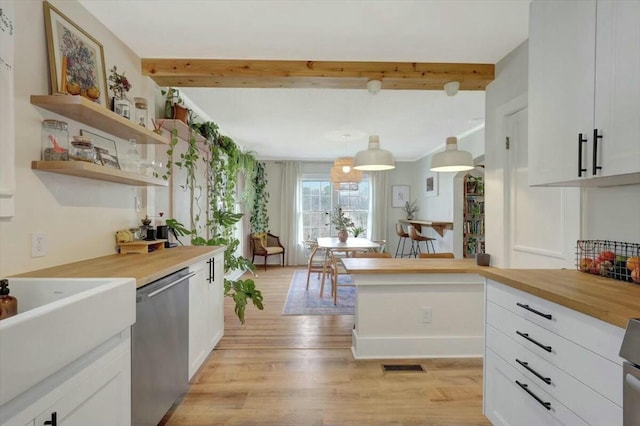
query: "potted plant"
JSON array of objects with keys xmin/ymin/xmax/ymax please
[
  {"xmin": 108, "ymin": 66, "xmax": 132, "ymax": 119},
  {"xmin": 331, "ymin": 206, "xmax": 354, "ymax": 243},
  {"xmin": 403, "ymin": 200, "xmax": 419, "ymax": 220},
  {"xmin": 161, "ymin": 87, "xmax": 189, "ymax": 124},
  {"xmin": 351, "ymin": 225, "xmax": 365, "ymax": 238}
]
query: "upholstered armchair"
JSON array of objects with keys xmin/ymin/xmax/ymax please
[{"xmin": 250, "ymin": 232, "xmax": 285, "ymax": 271}]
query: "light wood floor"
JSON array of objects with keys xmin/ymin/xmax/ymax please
[{"xmin": 162, "ymin": 267, "xmax": 490, "ymax": 426}]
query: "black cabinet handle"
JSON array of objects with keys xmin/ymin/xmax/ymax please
[
  {"xmin": 516, "ymin": 303, "xmax": 552, "ymax": 320},
  {"xmin": 44, "ymin": 412, "xmax": 57, "ymax": 426},
  {"xmin": 207, "ymin": 258, "xmax": 213, "ymax": 283},
  {"xmin": 516, "ymin": 331, "xmax": 552, "ymax": 353},
  {"xmin": 592, "ymin": 128, "xmax": 603, "ymax": 175},
  {"xmin": 516, "ymin": 380, "xmax": 551, "ymax": 410},
  {"xmin": 578, "ymin": 133, "xmax": 587, "ymax": 177},
  {"xmin": 516, "ymin": 359, "xmax": 552, "ymax": 385},
  {"xmin": 210, "ymin": 259, "xmax": 215, "ymax": 284}
]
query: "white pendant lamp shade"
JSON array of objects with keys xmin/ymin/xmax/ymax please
[
  {"xmin": 430, "ymin": 137, "xmax": 474, "ymax": 172},
  {"xmin": 331, "ymin": 157, "xmax": 363, "ymax": 184},
  {"xmin": 353, "ymin": 135, "xmax": 395, "ymax": 171}
]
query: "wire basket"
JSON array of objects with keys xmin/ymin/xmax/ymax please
[{"xmin": 576, "ymin": 240, "xmax": 640, "ymax": 284}]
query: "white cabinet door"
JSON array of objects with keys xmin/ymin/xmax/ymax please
[
  {"xmin": 188, "ymin": 260, "xmax": 208, "ymax": 380},
  {"xmin": 528, "ymin": 0, "xmax": 596, "ymax": 186},
  {"xmin": 205, "ymin": 256, "xmax": 225, "ymax": 353},
  {"xmin": 594, "ymin": 0, "xmax": 640, "ymax": 178},
  {"xmin": 528, "ymin": 0, "xmax": 640, "ymax": 186},
  {"xmin": 4, "ymin": 332, "xmax": 131, "ymax": 426},
  {"xmin": 188, "ymin": 254, "xmax": 225, "ymax": 380}
]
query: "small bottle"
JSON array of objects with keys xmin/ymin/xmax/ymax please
[{"xmin": 0, "ymin": 279, "xmax": 18, "ymax": 320}]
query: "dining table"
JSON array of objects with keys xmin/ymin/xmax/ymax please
[{"xmin": 316, "ymin": 237, "xmax": 380, "ymax": 255}]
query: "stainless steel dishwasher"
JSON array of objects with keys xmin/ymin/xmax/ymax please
[{"xmin": 132, "ymin": 267, "xmax": 193, "ymax": 426}]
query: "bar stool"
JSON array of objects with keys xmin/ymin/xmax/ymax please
[
  {"xmin": 408, "ymin": 225, "xmax": 436, "ymax": 257},
  {"xmin": 394, "ymin": 223, "xmax": 411, "ymax": 258}
]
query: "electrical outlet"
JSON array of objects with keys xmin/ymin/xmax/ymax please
[
  {"xmin": 421, "ymin": 306, "xmax": 432, "ymax": 323},
  {"xmin": 31, "ymin": 233, "xmax": 47, "ymax": 257}
]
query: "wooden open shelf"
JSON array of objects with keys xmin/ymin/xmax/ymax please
[
  {"xmin": 32, "ymin": 161, "xmax": 168, "ymax": 187},
  {"xmin": 159, "ymin": 119, "xmax": 211, "ymax": 153},
  {"xmin": 31, "ymin": 95, "xmax": 169, "ymax": 145},
  {"xmin": 118, "ymin": 239, "xmax": 167, "ymax": 254}
]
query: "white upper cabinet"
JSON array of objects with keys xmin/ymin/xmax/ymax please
[{"xmin": 528, "ymin": 0, "xmax": 640, "ymax": 187}]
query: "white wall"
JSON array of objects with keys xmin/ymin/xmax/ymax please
[
  {"xmin": 485, "ymin": 41, "xmax": 530, "ymax": 267},
  {"xmin": 583, "ymin": 185, "xmax": 640, "ymax": 243},
  {"xmin": 0, "ymin": 0, "xmax": 163, "ymax": 276}
]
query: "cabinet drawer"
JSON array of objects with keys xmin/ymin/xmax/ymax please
[
  {"xmin": 486, "ymin": 279, "xmax": 624, "ymax": 364},
  {"xmin": 487, "ymin": 300, "xmax": 622, "ymax": 406},
  {"xmin": 484, "ymin": 348, "xmax": 588, "ymax": 426},
  {"xmin": 487, "ymin": 325, "xmax": 622, "ymax": 425}
]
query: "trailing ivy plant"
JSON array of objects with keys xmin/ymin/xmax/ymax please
[
  {"xmin": 162, "ymin": 110, "xmax": 264, "ymax": 324},
  {"xmin": 250, "ymin": 162, "xmax": 270, "ymax": 233}
]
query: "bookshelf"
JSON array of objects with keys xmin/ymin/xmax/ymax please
[{"xmin": 463, "ymin": 174, "xmax": 485, "ymax": 258}]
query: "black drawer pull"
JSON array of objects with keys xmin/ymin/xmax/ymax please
[
  {"xmin": 516, "ymin": 331, "xmax": 552, "ymax": 353},
  {"xmin": 578, "ymin": 133, "xmax": 587, "ymax": 177},
  {"xmin": 516, "ymin": 303, "xmax": 552, "ymax": 320},
  {"xmin": 516, "ymin": 359, "xmax": 552, "ymax": 385},
  {"xmin": 592, "ymin": 128, "xmax": 602, "ymax": 175},
  {"xmin": 44, "ymin": 412, "xmax": 57, "ymax": 426},
  {"xmin": 516, "ymin": 380, "xmax": 551, "ymax": 410}
]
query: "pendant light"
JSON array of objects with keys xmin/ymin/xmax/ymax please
[
  {"xmin": 354, "ymin": 135, "xmax": 395, "ymax": 171},
  {"xmin": 331, "ymin": 157, "xmax": 363, "ymax": 184},
  {"xmin": 430, "ymin": 81, "xmax": 474, "ymax": 172},
  {"xmin": 353, "ymin": 80, "xmax": 396, "ymax": 171}
]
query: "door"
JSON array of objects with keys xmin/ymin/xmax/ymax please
[{"xmin": 505, "ymin": 107, "xmax": 580, "ymax": 268}]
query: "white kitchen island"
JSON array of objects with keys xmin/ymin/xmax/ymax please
[{"xmin": 341, "ymin": 258, "xmax": 488, "ymax": 359}]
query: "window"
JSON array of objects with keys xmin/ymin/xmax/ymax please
[{"xmin": 302, "ymin": 175, "xmax": 370, "ymax": 240}]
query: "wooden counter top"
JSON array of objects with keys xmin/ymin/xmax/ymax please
[
  {"xmin": 399, "ymin": 219, "xmax": 453, "ymax": 237},
  {"xmin": 341, "ymin": 258, "xmax": 487, "ymax": 274},
  {"xmin": 481, "ymin": 269, "xmax": 640, "ymax": 329},
  {"xmin": 11, "ymin": 246, "xmax": 224, "ymax": 289}
]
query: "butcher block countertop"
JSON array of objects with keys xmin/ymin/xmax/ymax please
[
  {"xmin": 341, "ymin": 258, "xmax": 487, "ymax": 274},
  {"xmin": 482, "ymin": 268, "xmax": 640, "ymax": 329},
  {"xmin": 11, "ymin": 246, "xmax": 224, "ymax": 289},
  {"xmin": 340, "ymin": 258, "xmax": 640, "ymax": 328}
]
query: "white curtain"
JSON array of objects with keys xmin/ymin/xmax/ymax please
[
  {"xmin": 279, "ymin": 161, "xmax": 302, "ymax": 265},
  {"xmin": 368, "ymin": 171, "xmax": 390, "ymax": 243}
]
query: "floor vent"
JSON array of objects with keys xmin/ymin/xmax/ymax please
[{"xmin": 382, "ymin": 364, "xmax": 425, "ymax": 372}]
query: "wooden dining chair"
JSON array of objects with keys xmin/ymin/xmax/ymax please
[
  {"xmin": 325, "ymin": 250, "xmax": 354, "ymax": 305},
  {"xmin": 303, "ymin": 240, "xmax": 331, "ymax": 296},
  {"xmin": 418, "ymin": 252, "xmax": 455, "ymax": 259},
  {"xmin": 394, "ymin": 223, "xmax": 411, "ymax": 258}
]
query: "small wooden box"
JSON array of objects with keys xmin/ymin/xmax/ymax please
[{"xmin": 118, "ymin": 239, "xmax": 167, "ymax": 254}]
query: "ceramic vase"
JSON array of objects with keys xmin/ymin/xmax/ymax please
[{"xmin": 338, "ymin": 229, "xmax": 348, "ymax": 243}]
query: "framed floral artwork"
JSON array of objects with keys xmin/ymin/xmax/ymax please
[{"xmin": 43, "ymin": 1, "xmax": 108, "ymax": 106}]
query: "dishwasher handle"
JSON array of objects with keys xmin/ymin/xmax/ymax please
[{"xmin": 139, "ymin": 272, "xmax": 195, "ymax": 300}]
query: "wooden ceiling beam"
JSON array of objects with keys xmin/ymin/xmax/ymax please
[{"xmin": 141, "ymin": 59, "xmax": 494, "ymax": 90}]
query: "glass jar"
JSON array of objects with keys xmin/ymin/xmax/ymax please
[
  {"xmin": 123, "ymin": 139, "xmax": 140, "ymax": 173},
  {"xmin": 134, "ymin": 97, "xmax": 148, "ymax": 128},
  {"xmin": 41, "ymin": 119, "xmax": 69, "ymax": 161},
  {"xmin": 69, "ymin": 136, "xmax": 96, "ymax": 162}
]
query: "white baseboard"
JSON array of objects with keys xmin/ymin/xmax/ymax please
[{"xmin": 351, "ymin": 330, "xmax": 483, "ymax": 359}]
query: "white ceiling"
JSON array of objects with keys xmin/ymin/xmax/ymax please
[{"xmin": 79, "ymin": 0, "xmax": 531, "ymax": 161}]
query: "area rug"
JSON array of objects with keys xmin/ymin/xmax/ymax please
[{"xmin": 282, "ymin": 270, "xmax": 355, "ymax": 315}]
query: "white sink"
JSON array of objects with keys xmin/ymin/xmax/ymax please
[{"xmin": 0, "ymin": 277, "xmax": 136, "ymax": 406}]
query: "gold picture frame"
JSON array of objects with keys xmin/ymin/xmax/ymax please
[{"xmin": 43, "ymin": 1, "xmax": 108, "ymax": 106}]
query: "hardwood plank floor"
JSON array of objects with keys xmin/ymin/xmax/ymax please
[{"xmin": 162, "ymin": 267, "xmax": 490, "ymax": 426}]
